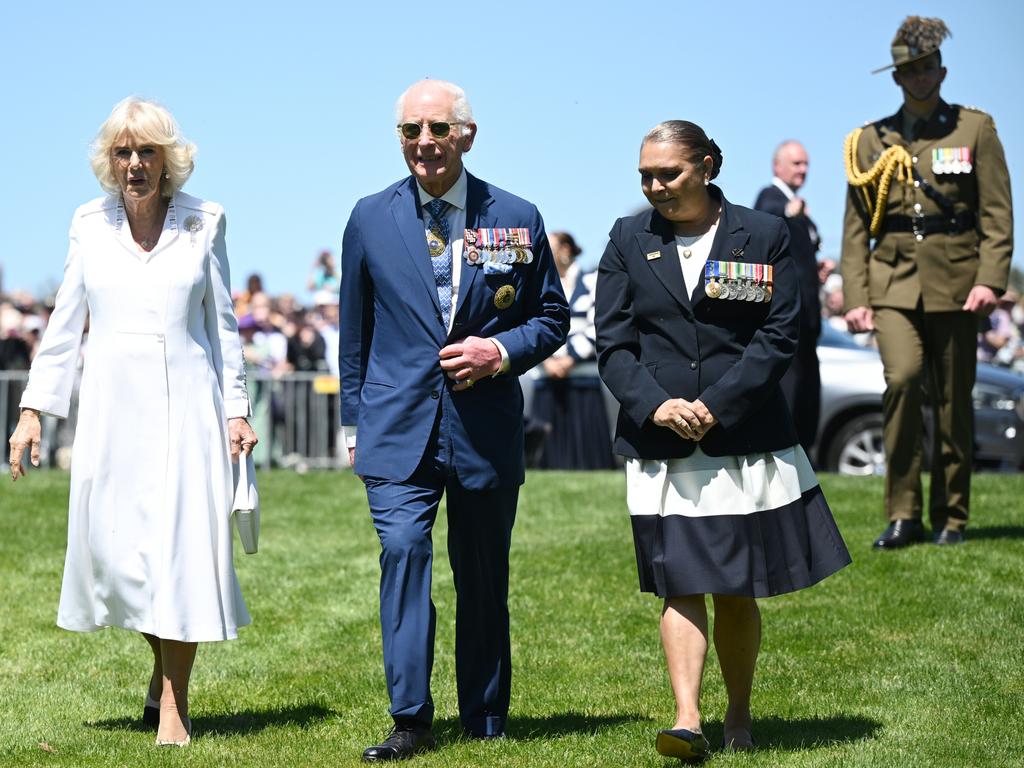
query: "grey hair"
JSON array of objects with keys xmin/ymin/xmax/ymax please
[
  {"xmin": 642, "ymin": 120, "xmax": 724, "ymax": 180},
  {"xmin": 772, "ymin": 139, "xmax": 804, "ymax": 164},
  {"xmin": 90, "ymin": 96, "xmax": 196, "ymax": 198},
  {"xmin": 394, "ymin": 79, "xmax": 474, "ymax": 136}
]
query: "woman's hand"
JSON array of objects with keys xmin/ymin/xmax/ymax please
[
  {"xmin": 228, "ymin": 418, "xmax": 258, "ymax": 462},
  {"xmin": 542, "ymin": 356, "xmax": 575, "ymax": 380},
  {"xmin": 652, "ymin": 398, "xmax": 717, "ymax": 441},
  {"xmin": 8, "ymin": 409, "xmax": 42, "ymax": 481}
]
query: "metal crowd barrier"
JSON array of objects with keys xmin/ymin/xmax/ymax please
[{"xmin": 0, "ymin": 371, "xmax": 348, "ymax": 472}]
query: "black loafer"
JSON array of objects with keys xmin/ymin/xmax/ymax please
[
  {"xmin": 934, "ymin": 528, "xmax": 964, "ymax": 545},
  {"xmin": 362, "ymin": 724, "xmax": 436, "ymax": 762},
  {"xmin": 655, "ymin": 728, "xmax": 709, "ymax": 761},
  {"xmin": 143, "ymin": 695, "xmax": 160, "ymax": 729},
  {"xmin": 873, "ymin": 519, "xmax": 925, "ymax": 549}
]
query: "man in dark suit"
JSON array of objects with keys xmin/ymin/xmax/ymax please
[
  {"xmin": 339, "ymin": 79, "xmax": 569, "ymax": 761},
  {"xmin": 754, "ymin": 141, "xmax": 822, "ymax": 452}
]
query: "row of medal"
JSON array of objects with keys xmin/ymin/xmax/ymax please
[
  {"xmin": 704, "ymin": 260, "xmax": 774, "ymax": 302},
  {"xmin": 464, "ymin": 227, "xmax": 534, "ymax": 265},
  {"xmin": 932, "ymin": 146, "xmax": 972, "ymax": 175}
]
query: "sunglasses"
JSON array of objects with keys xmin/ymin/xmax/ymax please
[{"xmin": 397, "ymin": 121, "xmax": 461, "ymax": 140}]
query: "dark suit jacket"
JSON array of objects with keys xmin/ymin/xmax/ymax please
[
  {"xmin": 754, "ymin": 184, "xmax": 821, "ymax": 341},
  {"xmin": 339, "ymin": 172, "xmax": 569, "ymax": 488},
  {"xmin": 595, "ymin": 189, "xmax": 800, "ymax": 460}
]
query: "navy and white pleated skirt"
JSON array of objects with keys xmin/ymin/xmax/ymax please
[{"xmin": 626, "ymin": 445, "xmax": 851, "ymax": 598}]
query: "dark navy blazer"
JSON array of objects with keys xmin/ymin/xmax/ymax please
[
  {"xmin": 595, "ymin": 189, "xmax": 800, "ymax": 460},
  {"xmin": 340, "ymin": 173, "xmax": 569, "ymax": 488}
]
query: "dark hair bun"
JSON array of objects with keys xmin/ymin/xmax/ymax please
[
  {"xmin": 643, "ymin": 120, "xmax": 724, "ymax": 180},
  {"xmin": 707, "ymin": 138, "xmax": 724, "ymax": 180}
]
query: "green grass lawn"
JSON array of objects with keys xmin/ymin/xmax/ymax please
[{"xmin": 1, "ymin": 469, "xmax": 1022, "ymax": 767}]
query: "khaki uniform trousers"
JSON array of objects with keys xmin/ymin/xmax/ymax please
[{"xmin": 873, "ymin": 307, "xmax": 977, "ymax": 532}]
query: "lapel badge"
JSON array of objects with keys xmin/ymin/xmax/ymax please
[
  {"xmin": 731, "ymin": 247, "xmax": 744, "ymax": 259},
  {"xmin": 183, "ymin": 214, "xmax": 204, "ymax": 245},
  {"xmin": 494, "ymin": 284, "xmax": 516, "ymax": 310},
  {"xmin": 646, "ymin": 251, "xmax": 661, "ymax": 261}
]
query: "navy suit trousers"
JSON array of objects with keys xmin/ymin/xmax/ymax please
[{"xmin": 364, "ymin": 396, "xmax": 518, "ymax": 737}]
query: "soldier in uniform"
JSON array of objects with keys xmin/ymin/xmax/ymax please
[{"xmin": 840, "ymin": 16, "xmax": 1013, "ymax": 548}]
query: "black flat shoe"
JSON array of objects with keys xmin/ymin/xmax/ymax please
[
  {"xmin": 362, "ymin": 724, "xmax": 436, "ymax": 762},
  {"xmin": 655, "ymin": 728, "xmax": 709, "ymax": 761},
  {"xmin": 143, "ymin": 696, "xmax": 160, "ymax": 729},
  {"xmin": 934, "ymin": 528, "xmax": 964, "ymax": 545},
  {"xmin": 873, "ymin": 519, "xmax": 925, "ymax": 549}
]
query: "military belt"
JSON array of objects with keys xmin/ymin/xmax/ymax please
[{"xmin": 883, "ymin": 211, "xmax": 977, "ymax": 238}]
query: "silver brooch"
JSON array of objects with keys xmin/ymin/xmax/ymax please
[{"xmin": 183, "ymin": 215, "xmax": 204, "ymax": 244}]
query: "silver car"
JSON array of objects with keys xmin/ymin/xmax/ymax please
[{"xmin": 814, "ymin": 324, "xmax": 1024, "ymax": 475}]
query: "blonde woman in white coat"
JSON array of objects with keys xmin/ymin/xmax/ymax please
[{"xmin": 7, "ymin": 97, "xmax": 257, "ymax": 747}]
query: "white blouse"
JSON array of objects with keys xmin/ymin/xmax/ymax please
[{"xmin": 675, "ymin": 221, "xmax": 719, "ymax": 298}]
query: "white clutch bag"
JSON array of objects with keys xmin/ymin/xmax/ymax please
[{"xmin": 231, "ymin": 451, "xmax": 259, "ymax": 554}]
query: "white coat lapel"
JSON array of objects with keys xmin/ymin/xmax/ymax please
[{"xmin": 112, "ymin": 196, "xmax": 180, "ymax": 263}]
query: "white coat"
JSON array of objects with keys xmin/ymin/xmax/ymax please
[{"xmin": 21, "ymin": 191, "xmax": 252, "ymax": 642}]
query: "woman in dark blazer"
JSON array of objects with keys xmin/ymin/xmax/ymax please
[{"xmin": 595, "ymin": 121, "xmax": 850, "ymax": 761}]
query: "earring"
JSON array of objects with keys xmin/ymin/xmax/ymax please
[
  {"xmin": 163, "ymin": 171, "xmax": 169, "ymax": 179},
  {"xmin": 704, "ymin": 178, "xmax": 710, "ymax": 186}
]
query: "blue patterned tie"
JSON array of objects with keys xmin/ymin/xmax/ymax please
[{"xmin": 424, "ymin": 199, "xmax": 453, "ymax": 327}]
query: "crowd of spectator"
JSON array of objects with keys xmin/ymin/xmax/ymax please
[
  {"xmin": 4, "ymin": 249, "xmax": 1024, "ymax": 470},
  {"xmin": 5, "ymin": 251, "xmax": 1024, "ymax": 382},
  {"xmin": 1, "ymin": 252, "xmax": 342, "ymax": 377}
]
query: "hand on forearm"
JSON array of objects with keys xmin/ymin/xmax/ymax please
[{"xmin": 439, "ymin": 336, "xmax": 502, "ymax": 391}]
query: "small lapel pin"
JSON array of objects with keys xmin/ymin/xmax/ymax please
[
  {"xmin": 646, "ymin": 251, "xmax": 661, "ymax": 261},
  {"xmin": 731, "ymin": 247, "xmax": 744, "ymax": 259}
]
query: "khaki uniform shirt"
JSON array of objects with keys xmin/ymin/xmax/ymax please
[{"xmin": 841, "ymin": 100, "xmax": 1013, "ymax": 312}]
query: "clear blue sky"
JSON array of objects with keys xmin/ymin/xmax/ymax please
[{"xmin": 2, "ymin": 0, "xmax": 1021, "ymax": 301}]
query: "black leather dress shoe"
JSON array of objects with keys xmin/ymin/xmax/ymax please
[
  {"xmin": 934, "ymin": 528, "xmax": 964, "ymax": 545},
  {"xmin": 466, "ymin": 730, "xmax": 505, "ymax": 740},
  {"xmin": 362, "ymin": 724, "xmax": 436, "ymax": 762},
  {"xmin": 655, "ymin": 728, "xmax": 709, "ymax": 761},
  {"xmin": 873, "ymin": 520, "xmax": 925, "ymax": 549}
]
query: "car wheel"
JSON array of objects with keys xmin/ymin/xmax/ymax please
[{"xmin": 826, "ymin": 412, "xmax": 886, "ymax": 476}]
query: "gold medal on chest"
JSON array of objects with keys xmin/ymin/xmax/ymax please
[{"xmin": 494, "ymin": 284, "xmax": 516, "ymax": 310}]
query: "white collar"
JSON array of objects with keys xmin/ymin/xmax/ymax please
[
  {"xmin": 772, "ymin": 176, "xmax": 797, "ymax": 201},
  {"xmin": 417, "ymin": 168, "xmax": 468, "ymax": 210}
]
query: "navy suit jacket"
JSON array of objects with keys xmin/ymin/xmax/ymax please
[
  {"xmin": 595, "ymin": 189, "xmax": 800, "ymax": 460},
  {"xmin": 753, "ymin": 184, "xmax": 822, "ymax": 342},
  {"xmin": 340, "ymin": 172, "xmax": 569, "ymax": 488}
]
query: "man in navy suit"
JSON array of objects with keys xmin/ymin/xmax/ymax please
[
  {"xmin": 339, "ymin": 79, "xmax": 569, "ymax": 762},
  {"xmin": 754, "ymin": 141, "xmax": 822, "ymax": 452}
]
